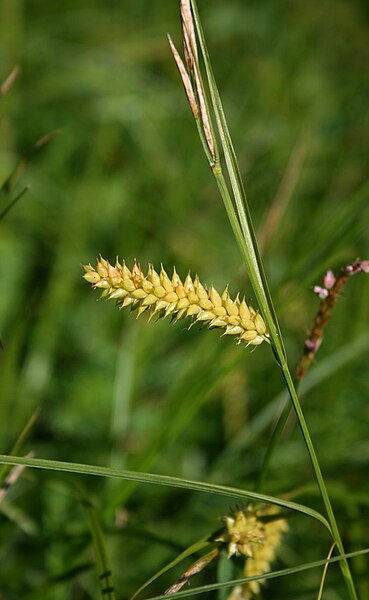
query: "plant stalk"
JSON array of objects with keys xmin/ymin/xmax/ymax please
[
  {"xmin": 280, "ymin": 364, "xmax": 358, "ymax": 599},
  {"xmin": 184, "ymin": 3, "xmax": 359, "ymax": 596}
]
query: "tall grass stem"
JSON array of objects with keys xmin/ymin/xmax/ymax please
[{"xmin": 189, "ymin": 1, "xmax": 358, "ymax": 597}]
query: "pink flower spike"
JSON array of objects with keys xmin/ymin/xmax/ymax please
[
  {"xmin": 313, "ymin": 286, "xmax": 329, "ymax": 299},
  {"xmin": 305, "ymin": 339, "xmax": 321, "ymax": 352},
  {"xmin": 323, "ymin": 270, "xmax": 336, "ymax": 289}
]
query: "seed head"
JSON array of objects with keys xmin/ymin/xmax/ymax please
[
  {"xmin": 217, "ymin": 505, "xmax": 288, "ymax": 599},
  {"xmin": 82, "ymin": 258, "xmax": 269, "ymax": 347}
]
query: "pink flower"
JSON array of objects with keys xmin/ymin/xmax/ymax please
[
  {"xmin": 313, "ymin": 286, "xmax": 329, "ymax": 299},
  {"xmin": 323, "ymin": 270, "xmax": 336, "ymax": 289}
]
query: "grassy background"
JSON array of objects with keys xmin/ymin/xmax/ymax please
[{"xmin": 0, "ymin": 0, "xmax": 368, "ymax": 598}]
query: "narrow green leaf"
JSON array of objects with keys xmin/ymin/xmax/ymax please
[
  {"xmin": 0, "ymin": 186, "xmax": 29, "ymax": 222},
  {"xmin": 83, "ymin": 499, "xmax": 116, "ymax": 600},
  {"xmin": 187, "ymin": 3, "xmax": 358, "ymax": 597},
  {"xmin": 0, "ymin": 406, "xmax": 41, "ymax": 482},
  {"xmin": 144, "ymin": 548, "xmax": 369, "ymax": 600},
  {"xmin": 130, "ymin": 537, "xmax": 212, "ymax": 600},
  {"xmin": 0, "ymin": 454, "xmax": 330, "ymax": 529},
  {"xmin": 317, "ymin": 543, "xmax": 336, "ymax": 600}
]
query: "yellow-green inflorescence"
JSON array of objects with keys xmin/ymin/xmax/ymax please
[
  {"xmin": 217, "ymin": 505, "xmax": 288, "ymax": 599},
  {"xmin": 82, "ymin": 258, "xmax": 269, "ymax": 347}
]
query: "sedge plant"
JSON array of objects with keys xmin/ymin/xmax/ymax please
[
  {"xmin": 83, "ymin": 1, "xmax": 362, "ymax": 597},
  {"xmin": 79, "ymin": 2, "xmax": 365, "ymax": 599},
  {"xmin": 79, "ymin": 1, "xmax": 366, "ymax": 597},
  {"xmin": 164, "ymin": 3, "xmax": 359, "ymax": 599},
  {"xmin": 1, "ymin": 2, "xmax": 368, "ymax": 599}
]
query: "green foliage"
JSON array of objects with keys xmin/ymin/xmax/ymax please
[{"xmin": 0, "ymin": 1, "xmax": 368, "ymax": 598}]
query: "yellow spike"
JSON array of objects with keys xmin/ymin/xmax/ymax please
[
  {"xmin": 225, "ymin": 298, "xmax": 239, "ymax": 317},
  {"xmin": 137, "ymin": 305, "xmax": 149, "ymax": 317},
  {"xmin": 175, "ymin": 283, "xmax": 186, "ymax": 299},
  {"xmin": 83, "ymin": 271, "xmax": 101, "ymax": 284},
  {"xmin": 164, "ymin": 303, "xmax": 177, "ymax": 317},
  {"xmin": 221, "ymin": 287, "xmax": 229, "ymax": 302},
  {"xmin": 82, "ymin": 258, "xmax": 268, "ymax": 350},
  {"xmin": 160, "ymin": 265, "xmax": 173, "ymax": 292},
  {"xmin": 107, "ymin": 264, "xmax": 120, "ymax": 280},
  {"xmin": 108, "ymin": 289, "xmax": 127, "ymax": 300},
  {"xmin": 213, "ymin": 306, "xmax": 227, "ymax": 317},
  {"xmin": 239, "ymin": 299, "xmax": 251, "ymax": 321},
  {"xmin": 194, "ymin": 279, "xmax": 208, "ymax": 300},
  {"xmin": 142, "ymin": 280, "xmax": 154, "ymax": 293},
  {"xmin": 122, "ymin": 278, "xmax": 136, "ymax": 293},
  {"xmin": 209, "ymin": 286, "xmax": 222, "ymax": 307},
  {"xmin": 209, "ymin": 318, "xmax": 228, "ymax": 328},
  {"xmin": 254, "ymin": 314, "xmax": 267, "ymax": 335},
  {"xmin": 199, "ymin": 298, "xmax": 213, "ymax": 311},
  {"xmin": 153, "ymin": 299, "xmax": 169, "ymax": 312},
  {"xmin": 227, "ymin": 316, "xmax": 240, "ymax": 326},
  {"xmin": 172, "ymin": 266, "xmax": 182, "ymax": 287},
  {"xmin": 153, "ymin": 285, "xmax": 167, "ymax": 298},
  {"xmin": 249, "ymin": 335, "xmax": 264, "ymax": 346},
  {"xmin": 186, "ymin": 304, "xmax": 201, "ymax": 316},
  {"xmin": 241, "ymin": 319, "xmax": 255, "ymax": 331},
  {"xmin": 184, "ymin": 272, "xmax": 194, "ymax": 292},
  {"xmin": 196, "ymin": 310, "xmax": 215, "ymax": 322},
  {"xmin": 141, "ymin": 294, "xmax": 158, "ymax": 306},
  {"xmin": 94, "ymin": 280, "xmax": 110, "ymax": 289},
  {"xmin": 175, "ymin": 308, "xmax": 187, "ymax": 320},
  {"xmin": 224, "ymin": 325, "xmax": 243, "ymax": 336},
  {"xmin": 164, "ymin": 291, "xmax": 178, "ymax": 303},
  {"xmin": 122, "ymin": 296, "xmax": 134, "ymax": 308},
  {"xmin": 82, "ymin": 263, "xmax": 94, "ymax": 273},
  {"xmin": 148, "ymin": 265, "xmax": 161, "ymax": 287},
  {"xmin": 99, "ymin": 256, "xmax": 109, "ymax": 268},
  {"xmin": 121, "ymin": 261, "xmax": 131, "ymax": 278},
  {"xmin": 176, "ymin": 297, "xmax": 190, "ymax": 310},
  {"xmin": 132, "ymin": 261, "xmax": 142, "ymax": 278},
  {"xmin": 96, "ymin": 261, "xmax": 108, "ymax": 278},
  {"xmin": 188, "ymin": 291, "xmax": 199, "ymax": 304},
  {"xmin": 241, "ymin": 330, "xmax": 258, "ymax": 342}
]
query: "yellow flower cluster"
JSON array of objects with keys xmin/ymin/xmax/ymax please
[
  {"xmin": 218, "ymin": 505, "xmax": 288, "ymax": 599},
  {"xmin": 82, "ymin": 258, "xmax": 269, "ymax": 346}
]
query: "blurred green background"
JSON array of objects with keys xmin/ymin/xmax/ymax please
[{"xmin": 0, "ymin": 0, "xmax": 368, "ymax": 598}]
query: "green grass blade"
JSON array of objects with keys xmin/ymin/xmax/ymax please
[
  {"xmin": 144, "ymin": 547, "xmax": 369, "ymax": 600},
  {"xmin": 0, "ymin": 454, "xmax": 330, "ymax": 529},
  {"xmin": 0, "ymin": 185, "xmax": 29, "ymax": 221},
  {"xmin": 83, "ymin": 499, "xmax": 116, "ymax": 600},
  {"xmin": 130, "ymin": 537, "xmax": 213, "ymax": 600},
  {"xmin": 188, "ymin": 4, "xmax": 358, "ymax": 598},
  {"xmin": 317, "ymin": 543, "xmax": 336, "ymax": 600},
  {"xmin": 0, "ymin": 129, "xmax": 61, "ymax": 197},
  {"xmin": 0, "ymin": 406, "xmax": 41, "ymax": 481}
]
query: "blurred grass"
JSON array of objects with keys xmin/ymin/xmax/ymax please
[{"xmin": 0, "ymin": 0, "xmax": 368, "ymax": 598}]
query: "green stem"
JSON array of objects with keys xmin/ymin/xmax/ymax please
[
  {"xmin": 215, "ymin": 150, "xmax": 357, "ymax": 600},
  {"xmin": 187, "ymin": 3, "xmax": 359, "ymax": 596},
  {"xmin": 279, "ymin": 364, "xmax": 358, "ymax": 600},
  {"xmin": 213, "ymin": 169, "xmax": 360, "ymax": 595},
  {"xmin": 193, "ymin": 164, "xmax": 358, "ymax": 599}
]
